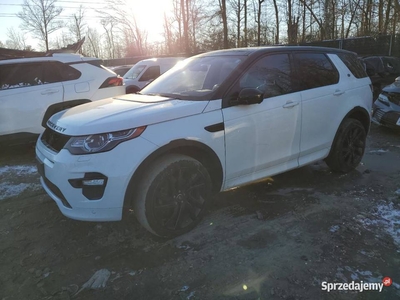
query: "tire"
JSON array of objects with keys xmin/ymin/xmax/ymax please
[
  {"xmin": 133, "ymin": 154, "xmax": 212, "ymax": 237},
  {"xmin": 325, "ymin": 118, "xmax": 366, "ymax": 173}
]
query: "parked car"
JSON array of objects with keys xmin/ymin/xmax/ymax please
[
  {"xmin": 109, "ymin": 65, "xmax": 133, "ymax": 77},
  {"xmin": 36, "ymin": 46, "xmax": 372, "ymax": 237},
  {"xmin": 0, "ymin": 53, "xmax": 125, "ymax": 145},
  {"xmin": 372, "ymin": 76, "xmax": 400, "ymax": 130},
  {"xmin": 363, "ymin": 56, "xmax": 400, "ymax": 101},
  {"xmin": 123, "ymin": 57, "xmax": 183, "ymax": 93}
]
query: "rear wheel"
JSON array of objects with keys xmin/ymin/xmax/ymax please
[
  {"xmin": 325, "ymin": 118, "xmax": 366, "ymax": 173},
  {"xmin": 133, "ymin": 154, "xmax": 212, "ymax": 237}
]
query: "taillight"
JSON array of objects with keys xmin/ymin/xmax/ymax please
[{"xmin": 100, "ymin": 77, "xmax": 123, "ymax": 88}]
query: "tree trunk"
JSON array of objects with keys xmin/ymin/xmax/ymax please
[
  {"xmin": 273, "ymin": 0, "xmax": 279, "ymax": 44},
  {"xmin": 244, "ymin": 0, "xmax": 247, "ymax": 47},
  {"xmin": 220, "ymin": 0, "xmax": 228, "ymax": 48}
]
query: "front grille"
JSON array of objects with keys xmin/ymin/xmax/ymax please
[
  {"xmin": 383, "ymin": 91, "xmax": 400, "ymax": 106},
  {"xmin": 43, "ymin": 176, "xmax": 72, "ymax": 208},
  {"xmin": 381, "ymin": 111, "xmax": 400, "ymax": 125},
  {"xmin": 373, "ymin": 109, "xmax": 385, "ymax": 122},
  {"xmin": 41, "ymin": 129, "xmax": 70, "ymax": 153}
]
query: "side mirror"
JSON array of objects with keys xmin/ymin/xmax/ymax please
[{"xmin": 236, "ymin": 88, "xmax": 264, "ymax": 105}]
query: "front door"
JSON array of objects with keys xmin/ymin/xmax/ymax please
[{"xmin": 222, "ymin": 53, "xmax": 302, "ymax": 189}]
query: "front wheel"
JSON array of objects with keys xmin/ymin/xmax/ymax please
[
  {"xmin": 325, "ymin": 118, "xmax": 366, "ymax": 173},
  {"xmin": 133, "ymin": 154, "xmax": 212, "ymax": 237}
]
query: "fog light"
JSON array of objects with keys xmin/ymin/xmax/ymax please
[{"xmin": 82, "ymin": 179, "xmax": 105, "ymax": 186}]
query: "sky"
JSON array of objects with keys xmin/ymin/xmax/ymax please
[{"xmin": 0, "ymin": 0, "xmax": 173, "ymax": 50}]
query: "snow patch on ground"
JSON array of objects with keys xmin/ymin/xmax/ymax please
[
  {"xmin": 356, "ymin": 202, "xmax": 400, "ymax": 248},
  {"xmin": 368, "ymin": 149, "xmax": 389, "ymax": 153},
  {"xmin": 0, "ymin": 182, "xmax": 41, "ymax": 201},
  {"xmin": 0, "ymin": 165, "xmax": 37, "ymax": 177}
]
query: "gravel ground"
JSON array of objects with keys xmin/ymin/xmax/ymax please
[{"xmin": 1, "ymin": 124, "xmax": 400, "ymax": 300}]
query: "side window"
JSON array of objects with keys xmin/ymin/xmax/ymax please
[
  {"xmin": 139, "ymin": 66, "xmax": 161, "ymax": 82},
  {"xmin": 0, "ymin": 63, "xmax": 44, "ymax": 90},
  {"xmin": 294, "ymin": 53, "xmax": 339, "ymax": 90},
  {"xmin": 52, "ymin": 62, "xmax": 81, "ymax": 81},
  {"xmin": 337, "ymin": 53, "xmax": 368, "ymax": 78},
  {"xmin": 43, "ymin": 62, "xmax": 64, "ymax": 83},
  {"xmin": 238, "ymin": 53, "xmax": 293, "ymax": 99}
]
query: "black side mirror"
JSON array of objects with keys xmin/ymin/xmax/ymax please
[{"xmin": 235, "ymin": 88, "xmax": 264, "ymax": 105}]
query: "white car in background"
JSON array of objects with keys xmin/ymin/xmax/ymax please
[
  {"xmin": 36, "ymin": 47, "xmax": 372, "ymax": 237},
  {"xmin": 123, "ymin": 57, "xmax": 184, "ymax": 93},
  {"xmin": 0, "ymin": 53, "xmax": 125, "ymax": 145}
]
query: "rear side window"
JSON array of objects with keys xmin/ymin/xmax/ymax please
[
  {"xmin": 0, "ymin": 61, "xmax": 80, "ymax": 90},
  {"xmin": 337, "ymin": 53, "xmax": 368, "ymax": 78},
  {"xmin": 140, "ymin": 66, "xmax": 161, "ymax": 82},
  {"xmin": 55, "ymin": 62, "xmax": 81, "ymax": 81},
  {"xmin": 294, "ymin": 53, "xmax": 339, "ymax": 90}
]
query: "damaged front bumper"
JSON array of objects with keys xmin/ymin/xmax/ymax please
[{"xmin": 372, "ymin": 95, "xmax": 400, "ymax": 130}]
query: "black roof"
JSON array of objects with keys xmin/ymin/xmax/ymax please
[{"xmin": 197, "ymin": 46, "xmax": 355, "ymax": 58}]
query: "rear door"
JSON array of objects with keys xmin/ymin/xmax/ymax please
[
  {"xmin": 0, "ymin": 61, "xmax": 63, "ymax": 135},
  {"xmin": 293, "ymin": 52, "xmax": 343, "ymax": 166}
]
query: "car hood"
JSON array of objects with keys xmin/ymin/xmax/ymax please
[{"xmin": 47, "ymin": 94, "xmax": 209, "ymax": 135}]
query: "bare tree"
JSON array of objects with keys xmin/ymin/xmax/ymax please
[
  {"xmin": 86, "ymin": 27, "xmax": 102, "ymax": 58},
  {"xmin": 219, "ymin": 0, "xmax": 229, "ymax": 48},
  {"xmin": 69, "ymin": 5, "xmax": 86, "ymax": 42},
  {"xmin": 5, "ymin": 27, "xmax": 29, "ymax": 50},
  {"xmin": 17, "ymin": 0, "xmax": 63, "ymax": 51},
  {"xmin": 255, "ymin": 0, "xmax": 265, "ymax": 46},
  {"xmin": 99, "ymin": 0, "xmax": 147, "ymax": 56}
]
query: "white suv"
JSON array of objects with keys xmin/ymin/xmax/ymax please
[
  {"xmin": 0, "ymin": 53, "xmax": 125, "ymax": 145},
  {"xmin": 36, "ymin": 47, "xmax": 372, "ymax": 237}
]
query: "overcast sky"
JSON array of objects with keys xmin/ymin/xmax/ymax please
[{"xmin": 0, "ymin": 0, "xmax": 173, "ymax": 50}]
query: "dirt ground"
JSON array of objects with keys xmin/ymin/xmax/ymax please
[{"xmin": 1, "ymin": 124, "xmax": 400, "ymax": 300}]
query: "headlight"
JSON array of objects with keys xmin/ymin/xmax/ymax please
[
  {"xmin": 378, "ymin": 94, "xmax": 389, "ymax": 104},
  {"xmin": 65, "ymin": 126, "xmax": 146, "ymax": 154}
]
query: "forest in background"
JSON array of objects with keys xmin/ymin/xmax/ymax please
[{"xmin": 0, "ymin": 0, "xmax": 399, "ymax": 59}]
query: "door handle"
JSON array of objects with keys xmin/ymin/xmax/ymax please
[
  {"xmin": 41, "ymin": 89, "xmax": 59, "ymax": 95},
  {"xmin": 283, "ymin": 101, "xmax": 299, "ymax": 108},
  {"xmin": 333, "ymin": 90, "xmax": 345, "ymax": 96}
]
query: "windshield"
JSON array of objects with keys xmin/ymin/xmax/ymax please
[
  {"xmin": 140, "ymin": 55, "xmax": 244, "ymax": 100},
  {"xmin": 124, "ymin": 65, "xmax": 146, "ymax": 79}
]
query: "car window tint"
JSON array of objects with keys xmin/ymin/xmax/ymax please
[
  {"xmin": 43, "ymin": 62, "xmax": 64, "ymax": 83},
  {"xmin": 53, "ymin": 62, "xmax": 81, "ymax": 81},
  {"xmin": 0, "ymin": 63, "xmax": 44, "ymax": 90},
  {"xmin": 239, "ymin": 53, "xmax": 293, "ymax": 98},
  {"xmin": 139, "ymin": 66, "xmax": 161, "ymax": 82},
  {"xmin": 294, "ymin": 53, "xmax": 339, "ymax": 90},
  {"xmin": 337, "ymin": 53, "xmax": 368, "ymax": 78}
]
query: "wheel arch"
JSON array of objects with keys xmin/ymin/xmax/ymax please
[
  {"xmin": 344, "ymin": 106, "xmax": 371, "ymax": 133},
  {"xmin": 124, "ymin": 139, "xmax": 224, "ymax": 208},
  {"xmin": 327, "ymin": 106, "xmax": 370, "ymax": 158}
]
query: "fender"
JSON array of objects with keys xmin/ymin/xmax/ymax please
[
  {"xmin": 124, "ymin": 139, "xmax": 224, "ymax": 208},
  {"xmin": 41, "ymin": 99, "xmax": 91, "ymax": 128}
]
